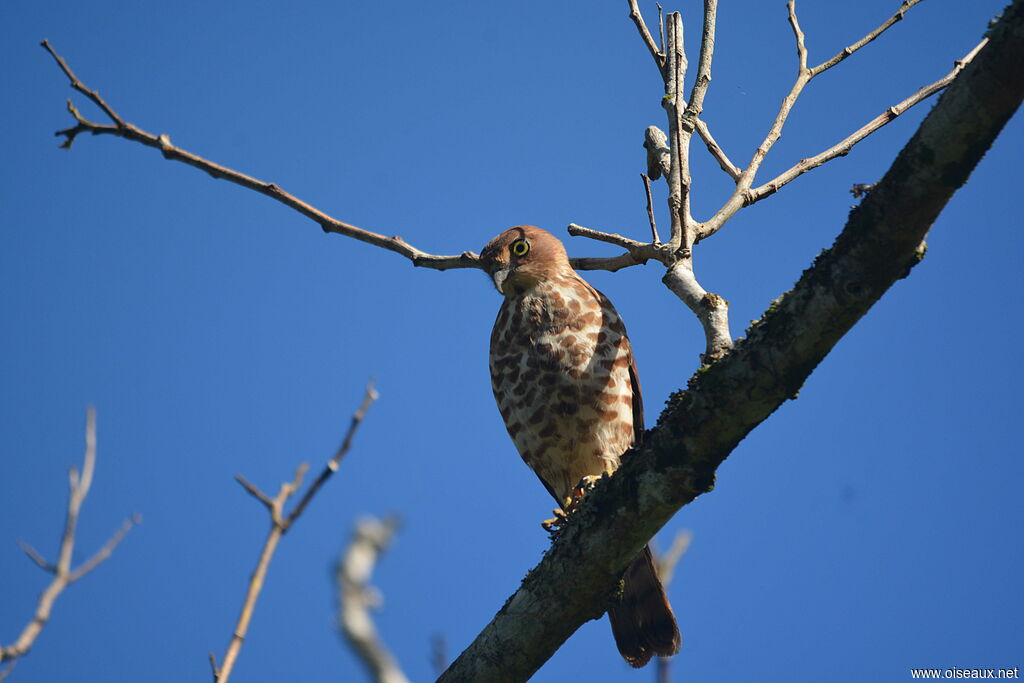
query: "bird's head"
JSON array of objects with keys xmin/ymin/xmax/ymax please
[{"xmin": 479, "ymin": 226, "xmax": 572, "ymax": 296}]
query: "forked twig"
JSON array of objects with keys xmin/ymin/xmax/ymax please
[
  {"xmin": 40, "ymin": 40, "xmax": 640, "ymax": 275},
  {"xmin": 210, "ymin": 381, "xmax": 378, "ymax": 683},
  {"xmin": 1, "ymin": 408, "xmax": 139, "ymax": 666}
]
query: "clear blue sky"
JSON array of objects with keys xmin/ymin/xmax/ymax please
[{"xmin": 2, "ymin": 2, "xmax": 1021, "ymax": 682}]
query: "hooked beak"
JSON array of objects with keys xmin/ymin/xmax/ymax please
[{"xmin": 491, "ymin": 266, "xmax": 510, "ymax": 295}]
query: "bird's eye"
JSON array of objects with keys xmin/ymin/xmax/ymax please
[{"xmin": 511, "ymin": 239, "xmax": 530, "ymax": 257}]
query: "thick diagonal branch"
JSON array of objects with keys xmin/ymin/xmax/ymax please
[{"xmin": 438, "ymin": 4, "xmax": 1024, "ymax": 679}]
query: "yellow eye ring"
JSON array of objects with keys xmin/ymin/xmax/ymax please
[{"xmin": 511, "ymin": 239, "xmax": 530, "ymax": 257}]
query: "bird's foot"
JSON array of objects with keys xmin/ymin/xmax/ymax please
[
  {"xmin": 541, "ymin": 507, "xmax": 569, "ymax": 536},
  {"xmin": 540, "ymin": 475, "xmax": 601, "ymax": 538}
]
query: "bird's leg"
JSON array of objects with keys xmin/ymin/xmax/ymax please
[{"xmin": 541, "ymin": 475, "xmax": 602, "ymax": 537}]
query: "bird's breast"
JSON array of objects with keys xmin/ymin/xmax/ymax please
[{"xmin": 489, "ymin": 278, "xmax": 636, "ymax": 501}]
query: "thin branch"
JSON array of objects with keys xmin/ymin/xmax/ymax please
[
  {"xmin": 746, "ymin": 39, "xmax": 987, "ymax": 204},
  {"xmin": 17, "ymin": 540, "xmax": 54, "ymax": 573},
  {"xmin": 1, "ymin": 408, "xmax": 138, "ymax": 666},
  {"xmin": 285, "ymin": 380, "xmax": 379, "ymax": 528},
  {"xmin": 567, "ymin": 223, "xmax": 648, "ymax": 252},
  {"xmin": 41, "ymin": 39, "xmax": 125, "ymax": 128},
  {"xmin": 213, "ymin": 382, "xmax": 378, "ymax": 683},
  {"xmin": 788, "ymin": 0, "xmax": 809, "ymax": 73},
  {"xmin": 570, "ymin": 252, "xmax": 651, "ymax": 272},
  {"xmin": 734, "ymin": 1, "xmax": 813, "ymax": 194},
  {"xmin": 694, "ymin": 118, "xmax": 741, "ymax": 181},
  {"xmin": 684, "ymin": 0, "xmax": 718, "ymax": 123},
  {"xmin": 234, "ymin": 474, "xmax": 275, "ymax": 511},
  {"xmin": 657, "ymin": 4, "xmax": 665, "ymax": 54},
  {"xmin": 642, "ymin": 174, "xmax": 660, "ymax": 244},
  {"xmin": 810, "ymin": 0, "xmax": 925, "ymax": 77},
  {"xmin": 41, "ymin": 43, "xmax": 479, "ymax": 272},
  {"xmin": 43, "ymin": 41, "xmax": 667, "ymax": 275},
  {"xmin": 335, "ymin": 515, "xmax": 409, "ymax": 683},
  {"xmin": 68, "ymin": 514, "xmax": 142, "ymax": 582},
  {"xmin": 698, "ymin": 0, "xmax": 933, "ymax": 242},
  {"xmin": 628, "ymin": 0, "xmax": 665, "ymax": 69}
]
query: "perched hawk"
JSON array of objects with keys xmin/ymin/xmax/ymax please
[{"xmin": 481, "ymin": 225, "xmax": 680, "ymax": 668}]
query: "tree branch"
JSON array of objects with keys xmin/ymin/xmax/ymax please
[
  {"xmin": 1, "ymin": 408, "xmax": 139, "ymax": 665},
  {"xmin": 698, "ymin": 0, "xmax": 944, "ymax": 241},
  {"xmin": 809, "ymin": 0, "xmax": 925, "ymax": 77},
  {"xmin": 334, "ymin": 515, "xmax": 409, "ymax": 683},
  {"xmin": 684, "ymin": 0, "xmax": 718, "ymax": 126},
  {"xmin": 42, "ymin": 42, "xmax": 659, "ymax": 276},
  {"xmin": 694, "ymin": 118, "xmax": 741, "ymax": 181},
  {"xmin": 628, "ymin": 0, "xmax": 665, "ymax": 70},
  {"xmin": 438, "ymin": 3, "xmax": 1024, "ymax": 678},
  {"xmin": 746, "ymin": 39, "xmax": 986, "ymax": 204},
  {"xmin": 212, "ymin": 382, "xmax": 377, "ymax": 683}
]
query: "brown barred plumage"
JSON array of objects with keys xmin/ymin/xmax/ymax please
[{"xmin": 481, "ymin": 225, "xmax": 680, "ymax": 668}]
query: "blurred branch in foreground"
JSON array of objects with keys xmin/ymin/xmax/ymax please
[
  {"xmin": 210, "ymin": 381, "xmax": 378, "ymax": 683},
  {"xmin": 0, "ymin": 407, "xmax": 140, "ymax": 673},
  {"xmin": 334, "ymin": 515, "xmax": 409, "ymax": 683},
  {"xmin": 652, "ymin": 530, "xmax": 693, "ymax": 683}
]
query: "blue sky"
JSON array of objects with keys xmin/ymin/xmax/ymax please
[{"xmin": 2, "ymin": 2, "xmax": 1021, "ymax": 682}]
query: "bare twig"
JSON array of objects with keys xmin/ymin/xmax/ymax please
[
  {"xmin": 68, "ymin": 514, "xmax": 143, "ymax": 582},
  {"xmin": 810, "ymin": 0, "xmax": 925, "ymax": 77},
  {"xmin": 42, "ymin": 40, "xmax": 665, "ymax": 276},
  {"xmin": 628, "ymin": 0, "xmax": 665, "ymax": 69},
  {"xmin": 694, "ymin": 118, "xmax": 741, "ymax": 181},
  {"xmin": 657, "ymin": 3, "xmax": 666, "ymax": 54},
  {"xmin": 746, "ymin": 39, "xmax": 987, "ymax": 204},
  {"xmin": 663, "ymin": 12, "xmax": 692, "ymax": 249},
  {"xmin": 335, "ymin": 515, "xmax": 409, "ymax": 683},
  {"xmin": 642, "ymin": 174, "xmax": 660, "ymax": 244},
  {"xmin": 1, "ymin": 408, "xmax": 139, "ymax": 666},
  {"xmin": 17, "ymin": 541, "xmax": 54, "ymax": 573},
  {"xmin": 684, "ymin": 0, "xmax": 718, "ymax": 124},
  {"xmin": 698, "ymin": 0, "xmax": 941, "ymax": 241},
  {"xmin": 41, "ymin": 39, "xmax": 124, "ymax": 128},
  {"xmin": 41, "ymin": 41, "xmax": 478, "ymax": 271},
  {"xmin": 285, "ymin": 380, "xmax": 378, "ymax": 528},
  {"xmin": 212, "ymin": 382, "xmax": 378, "ymax": 683},
  {"xmin": 568, "ymin": 223, "xmax": 649, "ymax": 252},
  {"xmin": 745, "ymin": 0, "xmax": 929, "ymax": 191}
]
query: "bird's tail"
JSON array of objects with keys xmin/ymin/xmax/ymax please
[{"xmin": 607, "ymin": 544, "xmax": 681, "ymax": 668}]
